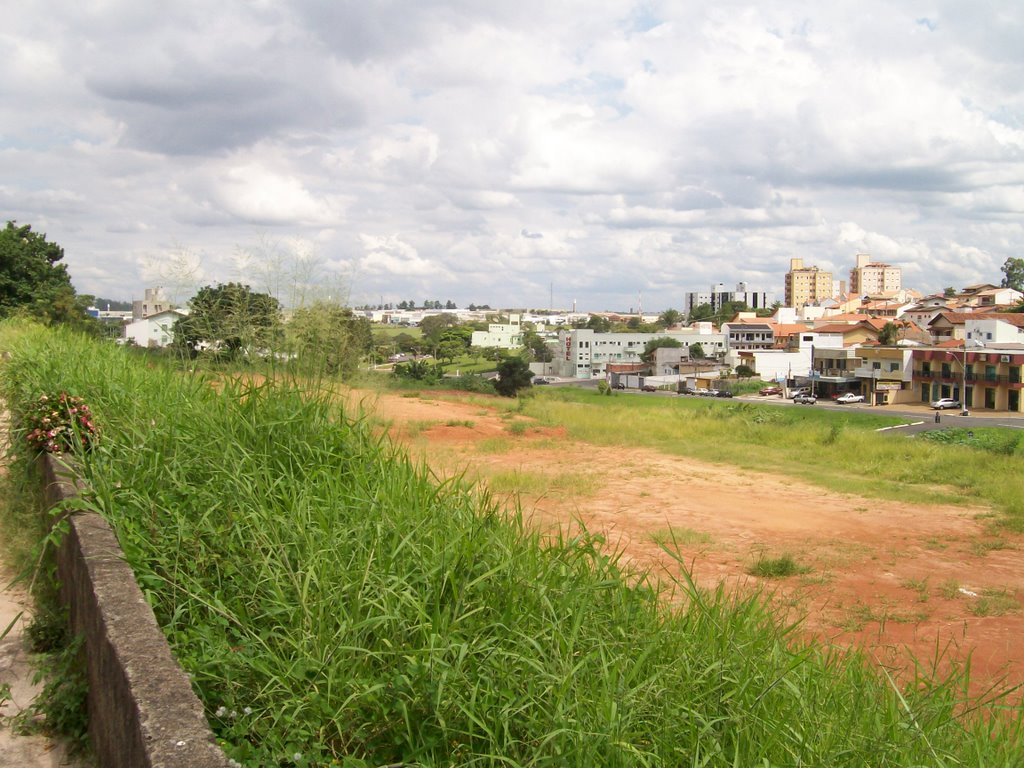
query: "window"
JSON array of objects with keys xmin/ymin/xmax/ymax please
[{"xmin": 889, "ymin": 363, "xmax": 899, "ymax": 372}]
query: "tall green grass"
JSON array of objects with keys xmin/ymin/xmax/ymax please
[{"xmin": 2, "ymin": 321, "xmax": 1024, "ymax": 766}]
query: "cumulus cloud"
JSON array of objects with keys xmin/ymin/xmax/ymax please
[{"xmin": 2, "ymin": 0, "xmax": 1023, "ymax": 308}]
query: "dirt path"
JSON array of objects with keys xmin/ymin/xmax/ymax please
[
  {"xmin": 354, "ymin": 389, "xmax": 1024, "ymax": 694},
  {"xmin": 0, "ymin": 409, "xmax": 88, "ymax": 766}
]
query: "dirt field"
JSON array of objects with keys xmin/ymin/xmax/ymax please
[{"xmin": 353, "ymin": 388, "xmax": 1024, "ymax": 695}]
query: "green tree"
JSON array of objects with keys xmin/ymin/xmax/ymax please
[
  {"xmin": 494, "ymin": 357, "xmax": 534, "ymax": 397},
  {"xmin": 687, "ymin": 303, "xmax": 714, "ymax": 324},
  {"xmin": 641, "ymin": 336, "xmax": 683, "ymax": 363},
  {"xmin": 877, "ymin": 321, "xmax": 900, "ymax": 346},
  {"xmin": 689, "ymin": 342, "xmax": 706, "ymax": 360},
  {"xmin": 0, "ymin": 221, "xmax": 87, "ymax": 326},
  {"xmin": 174, "ymin": 282, "xmax": 281, "ymax": 360},
  {"xmin": 287, "ymin": 302, "xmax": 371, "ymax": 376},
  {"xmin": 523, "ymin": 330, "xmax": 553, "ymax": 362},
  {"xmin": 419, "ymin": 313, "xmax": 460, "ymax": 348},
  {"xmin": 436, "ymin": 339, "xmax": 464, "ymax": 365},
  {"xmin": 735, "ymin": 364, "xmax": 755, "ymax": 379},
  {"xmin": 659, "ymin": 308, "xmax": 682, "ymax": 328},
  {"xmin": 1000, "ymin": 258, "xmax": 1024, "ymax": 292},
  {"xmin": 943, "ymin": 286, "xmax": 957, "ymax": 298}
]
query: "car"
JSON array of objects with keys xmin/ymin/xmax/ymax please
[
  {"xmin": 533, "ymin": 377, "xmax": 550, "ymax": 385},
  {"xmin": 713, "ymin": 390, "xmax": 734, "ymax": 398},
  {"xmin": 680, "ymin": 386, "xmax": 699, "ymax": 395},
  {"xmin": 613, "ymin": 383, "xmax": 626, "ymax": 390},
  {"xmin": 835, "ymin": 393, "xmax": 865, "ymax": 404},
  {"xmin": 759, "ymin": 386, "xmax": 783, "ymax": 396},
  {"xmin": 930, "ymin": 397, "xmax": 961, "ymax": 410},
  {"xmin": 793, "ymin": 393, "xmax": 817, "ymax": 405},
  {"xmin": 641, "ymin": 384, "xmax": 657, "ymax": 392},
  {"xmin": 788, "ymin": 387, "xmax": 811, "ymax": 399}
]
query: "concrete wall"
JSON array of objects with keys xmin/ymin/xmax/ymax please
[{"xmin": 42, "ymin": 456, "xmax": 230, "ymax": 768}]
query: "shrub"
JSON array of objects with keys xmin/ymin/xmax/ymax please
[{"xmin": 20, "ymin": 392, "xmax": 98, "ymax": 454}]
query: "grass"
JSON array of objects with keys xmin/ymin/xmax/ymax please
[
  {"xmin": 747, "ymin": 554, "xmax": 810, "ymax": 579},
  {"xmin": 970, "ymin": 589, "xmax": 1020, "ymax": 617},
  {"xmin": 3, "ymin": 321, "xmax": 1024, "ymax": 766}
]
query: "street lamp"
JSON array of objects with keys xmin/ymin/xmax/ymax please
[{"xmin": 959, "ymin": 339, "xmax": 984, "ymax": 416}]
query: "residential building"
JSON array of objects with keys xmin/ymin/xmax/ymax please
[
  {"xmin": 849, "ymin": 254, "xmax": 902, "ymax": 296},
  {"xmin": 683, "ymin": 282, "xmax": 775, "ymax": 317},
  {"xmin": 123, "ymin": 309, "xmax": 187, "ymax": 348},
  {"xmin": 723, "ymin": 321, "xmax": 775, "ymax": 351},
  {"xmin": 784, "ymin": 258, "xmax": 834, "ymax": 308}
]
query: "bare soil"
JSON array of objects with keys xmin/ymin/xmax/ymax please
[{"xmin": 353, "ymin": 389, "xmax": 1024, "ymax": 695}]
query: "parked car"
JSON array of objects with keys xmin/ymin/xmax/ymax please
[
  {"xmin": 533, "ymin": 377, "xmax": 550, "ymax": 385},
  {"xmin": 788, "ymin": 387, "xmax": 811, "ymax": 399},
  {"xmin": 613, "ymin": 383, "xmax": 626, "ymax": 390},
  {"xmin": 641, "ymin": 384, "xmax": 657, "ymax": 392},
  {"xmin": 680, "ymin": 386, "xmax": 699, "ymax": 395},
  {"xmin": 930, "ymin": 397, "xmax": 961, "ymax": 410},
  {"xmin": 793, "ymin": 393, "xmax": 817, "ymax": 405},
  {"xmin": 759, "ymin": 386, "xmax": 783, "ymax": 396},
  {"xmin": 713, "ymin": 390, "xmax": 734, "ymax": 398},
  {"xmin": 835, "ymin": 393, "xmax": 865, "ymax": 404}
]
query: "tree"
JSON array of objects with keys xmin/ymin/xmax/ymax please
[
  {"xmin": 287, "ymin": 302, "xmax": 371, "ymax": 376},
  {"xmin": 1001, "ymin": 258, "xmax": 1024, "ymax": 292},
  {"xmin": 523, "ymin": 329, "xmax": 553, "ymax": 362},
  {"xmin": 877, "ymin": 321, "xmax": 900, "ymax": 346},
  {"xmin": 174, "ymin": 282, "xmax": 281, "ymax": 359},
  {"xmin": 687, "ymin": 303, "xmax": 714, "ymax": 324},
  {"xmin": 419, "ymin": 313, "xmax": 460, "ymax": 348},
  {"xmin": 0, "ymin": 221, "xmax": 87, "ymax": 325},
  {"xmin": 641, "ymin": 336, "xmax": 683, "ymax": 363},
  {"xmin": 943, "ymin": 286, "xmax": 957, "ymax": 298},
  {"xmin": 689, "ymin": 342, "xmax": 706, "ymax": 360},
  {"xmin": 659, "ymin": 309, "xmax": 682, "ymax": 328},
  {"xmin": 436, "ymin": 339, "xmax": 464, "ymax": 365},
  {"xmin": 735, "ymin": 364, "xmax": 755, "ymax": 379},
  {"xmin": 494, "ymin": 356, "xmax": 534, "ymax": 397}
]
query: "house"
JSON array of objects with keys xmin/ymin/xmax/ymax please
[{"xmin": 123, "ymin": 309, "xmax": 187, "ymax": 348}]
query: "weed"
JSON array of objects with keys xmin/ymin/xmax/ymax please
[
  {"xmin": 747, "ymin": 554, "xmax": 810, "ymax": 578},
  {"xmin": 444, "ymin": 419, "xmax": 475, "ymax": 428},
  {"xmin": 506, "ymin": 420, "xmax": 529, "ymax": 435},
  {"xmin": 970, "ymin": 538, "xmax": 1013, "ymax": 556},
  {"xmin": 900, "ymin": 577, "xmax": 930, "ymax": 603},
  {"xmin": 938, "ymin": 579, "xmax": 961, "ymax": 599},
  {"xmin": 650, "ymin": 527, "xmax": 712, "ymax": 549},
  {"xmin": 970, "ymin": 589, "xmax": 1019, "ymax": 617}
]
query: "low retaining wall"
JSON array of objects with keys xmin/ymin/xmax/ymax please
[{"xmin": 42, "ymin": 455, "xmax": 230, "ymax": 768}]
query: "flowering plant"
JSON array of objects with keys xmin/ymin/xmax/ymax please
[{"xmin": 22, "ymin": 392, "xmax": 99, "ymax": 454}]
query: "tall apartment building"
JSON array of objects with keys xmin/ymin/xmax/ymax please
[
  {"xmin": 683, "ymin": 282, "xmax": 775, "ymax": 317},
  {"xmin": 784, "ymin": 258, "xmax": 834, "ymax": 308},
  {"xmin": 849, "ymin": 253, "xmax": 902, "ymax": 296}
]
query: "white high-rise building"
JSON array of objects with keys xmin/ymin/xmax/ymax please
[{"xmin": 683, "ymin": 282, "xmax": 774, "ymax": 317}]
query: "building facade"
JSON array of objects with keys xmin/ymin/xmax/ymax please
[
  {"xmin": 683, "ymin": 282, "xmax": 775, "ymax": 316},
  {"xmin": 849, "ymin": 254, "xmax": 902, "ymax": 296},
  {"xmin": 784, "ymin": 258, "xmax": 834, "ymax": 308}
]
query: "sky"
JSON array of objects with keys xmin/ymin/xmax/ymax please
[{"xmin": 3, "ymin": 1, "xmax": 1023, "ymax": 313}]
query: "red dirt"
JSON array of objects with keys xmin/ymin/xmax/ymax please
[{"xmin": 351, "ymin": 389, "xmax": 1024, "ymax": 695}]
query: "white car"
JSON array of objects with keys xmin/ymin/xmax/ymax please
[
  {"xmin": 835, "ymin": 393, "xmax": 865, "ymax": 404},
  {"xmin": 930, "ymin": 397, "xmax": 961, "ymax": 410}
]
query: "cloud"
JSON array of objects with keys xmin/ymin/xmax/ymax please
[{"xmin": 2, "ymin": 0, "xmax": 1023, "ymax": 308}]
